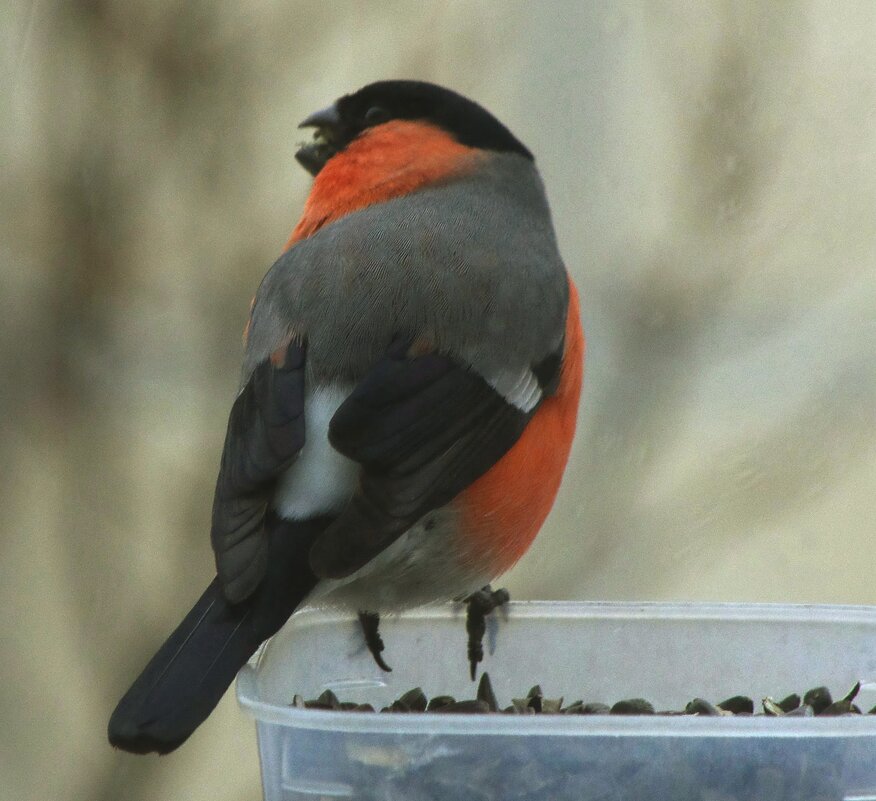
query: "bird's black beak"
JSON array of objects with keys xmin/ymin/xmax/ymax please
[{"xmin": 296, "ymin": 104, "xmax": 343, "ymax": 177}]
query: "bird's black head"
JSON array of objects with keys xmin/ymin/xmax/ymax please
[{"xmin": 295, "ymin": 80, "xmax": 533, "ymax": 176}]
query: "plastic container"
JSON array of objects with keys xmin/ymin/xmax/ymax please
[{"xmin": 237, "ymin": 602, "xmax": 876, "ymax": 800}]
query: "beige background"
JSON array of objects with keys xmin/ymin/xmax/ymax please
[{"xmin": 2, "ymin": 2, "xmax": 875, "ymax": 799}]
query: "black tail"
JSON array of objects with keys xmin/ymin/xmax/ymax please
[{"xmin": 108, "ymin": 515, "xmax": 329, "ymax": 754}]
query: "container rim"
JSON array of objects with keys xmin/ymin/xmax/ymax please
[
  {"xmin": 236, "ymin": 600, "xmax": 876, "ymax": 738},
  {"xmin": 264, "ymin": 599, "xmax": 876, "ymax": 627}
]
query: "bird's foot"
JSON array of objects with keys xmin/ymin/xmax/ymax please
[
  {"xmin": 465, "ymin": 585, "xmax": 510, "ymax": 680},
  {"xmin": 358, "ymin": 610, "xmax": 392, "ymax": 672}
]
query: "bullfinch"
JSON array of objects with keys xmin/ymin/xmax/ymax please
[{"xmin": 108, "ymin": 80, "xmax": 583, "ymax": 755}]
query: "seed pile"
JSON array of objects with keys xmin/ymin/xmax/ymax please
[
  {"xmin": 287, "ymin": 677, "xmax": 874, "ymax": 801},
  {"xmin": 293, "ymin": 674, "xmax": 871, "ymax": 717}
]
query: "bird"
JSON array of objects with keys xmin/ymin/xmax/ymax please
[{"xmin": 107, "ymin": 80, "xmax": 584, "ymax": 755}]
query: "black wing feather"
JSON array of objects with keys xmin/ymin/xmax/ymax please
[
  {"xmin": 210, "ymin": 340, "xmax": 306, "ymax": 602},
  {"xmin": 309, "ymin": 343, "xmax": 544, "ymax": 579}
]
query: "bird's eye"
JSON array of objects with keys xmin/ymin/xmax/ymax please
[{"xmin": 364, "ymin": 106, "xmax": 390, "ymax": 126}]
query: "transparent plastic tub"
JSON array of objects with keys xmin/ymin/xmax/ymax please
[{"xmin": 237, "ymin": 602, "xmax": 876, "ymax": 801}]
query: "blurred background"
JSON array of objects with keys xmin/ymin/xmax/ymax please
[{"xmin": 2, "ymin": 1, "xmax": 874, "ymax": 799}]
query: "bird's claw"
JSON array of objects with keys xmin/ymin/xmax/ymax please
[
  {"xmin": 465, "ymin": 585, "xmax": 510, "ymax": 680},
  {"xmin": 358, "ymin": 610, "xmax": 392, "ymax": 672}
]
